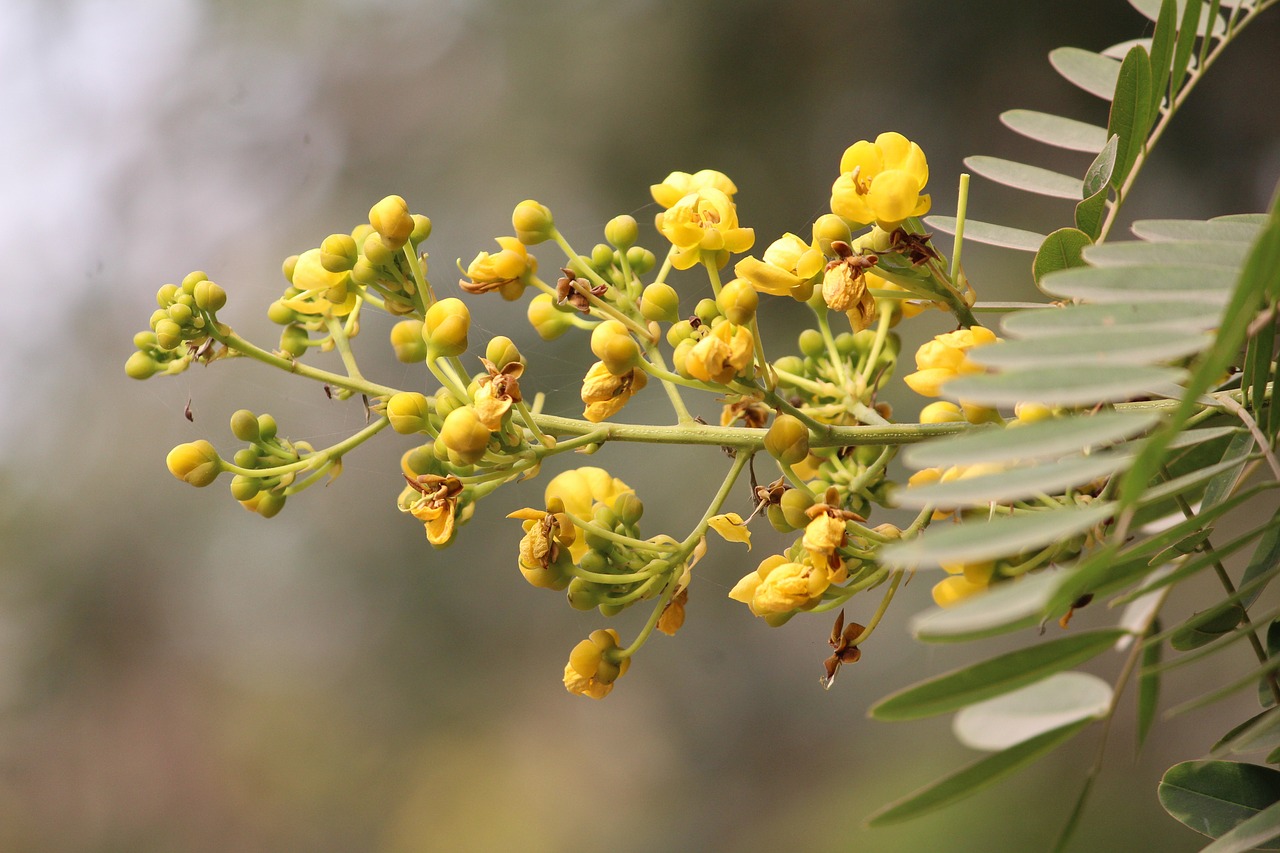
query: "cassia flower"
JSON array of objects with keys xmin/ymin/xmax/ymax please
[
  {"xmin": 581, "ymin": 360, "xmax": 647, "ymax": 422},
  {"xmin": 459, "ymin": 236, "xmax": 536, "ymax": 300},
  {"xmin": 830, "ymin": 132, "xmax": 931, "ymax": 230},
  {"xmin": 650, "ymin": 169, "xmax": 738, "ymax": 209},
  {"xmin": 685, "ymin": 322, "xmax": 754, "ymax": 385},
  {"xmin": 655, "ymin": 186, "xmax": 754, "ymax": 271},
  {"xmin": 902, "ymin": 326, "xmax": 999, "ymax": 398},
  {"xmin": 733, "ymin": 232, "xmax": 824, "ymax": 301}
]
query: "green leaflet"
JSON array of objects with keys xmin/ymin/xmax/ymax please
[
  {"xmin": 967, "ymin": 329, "xmax": 1213, "ymax": 367},
  {"xmin": 943, "ymin": 365, "xmax": 1187, "ymax": 407},
  {"xmin": 892, "ymin": 451, "xmax": 1132, "ymax": 509},
  {"xmin": 999, "ymin": 110, "xmax": 1108, "ymax": 152},
  {"xmin": 1107, "ymin": 45, "xmax": 1153, "ymax": 189},
  {"xmin": 866, "ymin": 718, "xmax": 1092, "ymax": 827},
  {"xmin": 1033, "ymin": 228, "xmax": 1092, "ymax": 286},
  {"xmin": 1049, "ymin": 47, "xmax": 1122, "ymax": 99},
  {"xmin": 964, "ymin": 156, "xmax": 1084, "ymax": 200},
  {"xmin": 923, "ymin": 215, "xmax": 1045, "ymax": 251},
  {"xmin": 1000, "ymin": 300, "xmax": 1218, "ymax": 337},
  {"xmin": 1040, "ymin": 264, "xmax": 1235, "ymax": 304},
  {"xmin": 903, "ymin": 411, "xmax": 1160, "ymax": 468},
  {"xmin": 952, "ymin": 672, "xmax": 1112, "ymax": 751},
  {"xmin": 869, "ymin": 629, "xmax": 1126, "ymax": 721},
  {"xmin": 1159, "ymin": 760, "xmax": 1280, "ymax": 849},
  {"xmin": 1131, "ymin": 218, "xmax": 1263, "ymax": 243}
]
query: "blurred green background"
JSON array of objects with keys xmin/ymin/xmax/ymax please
[{"xmin": 4, "ymin": 0, "xmax": 1280, "ymax": 850}]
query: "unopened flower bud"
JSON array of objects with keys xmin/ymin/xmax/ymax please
[
  {"xmin": 154, "ymin": 318, "xmax": 182, "ymax": 350},
  {"xmin": 920, "ymin": 401, "xmax": 965, "ymax": 424},
  {"xmin": 626, "ymin": 246, "xmax": 656, "ymax": 275},
  {"xmin": 812, "ymin": 213, "xmax": 852, "ymax": 255},
  {"xmin": 603, "ymin": 214, "xmax": 638, "ymax": 249},
  {"xmin": 243, "ymin": 490, "xmax": 285, "ymax": 518},
  {"xmin": 320, "ymin": 233, "xmax": 358, "ymax": 272},
  {"xmin": 279, "ymin": 325, "xmax": 309, "ymax": 357},
  {"xmin": 267, "ymin": 299, "xmax": 295, "ymax": 325},
  {"xmin": 166, "ymin": 440, "xmax": 221, "ymax": 487},
  {"xmin": 590, "ymin": 243, "xmax": 615, "ymax": 271},
  {"xmin": 485, "ymin": 335, "xmax": 523, "ymax": 369},
  {"xmin": 798, "ymin": 329, "xmax": 826, "ymax": 359},
  {"xmin": 387, "ymin": 392, "xmax": 432, "ymax": 434},
  {"xmin": 639, "ymin": 282, "xmax": 679, "ymax": 324},
  {"xmin": 230, "ymin": 409, "xmax": 260, "ymax": 442},
  {"xmin": 780, "ymin": 488, "xmax": 814, "ymax": 529},
  {"xmin": 512, "ymin": 200, "xmax": 554, "ymax": 245},
  {"xmin": 423, "ymin": 297, "xmax": 471, "ymax": 357},
  {"xmin": 193, "ymin": 280, "xmax": 227, "ymax": 312},
  {"xmin": 257, "ymin": 413, "xmax": 278, "ymax": 441},
  {"xmin": 282, "ymin": 254, "xmax": 299, "ymax": 283},
  {"xmin": 1014, "ymin": 401, "xmax": 1055, "ymax": 423},
  {"xmin": 124, "ymin": 351, "xmax": 158, "ymax": 380},
  {"xmin": 388, "ymin": 319, "xmax": 427, "ymax": 363},
  {"xmin": 666, "ymin": 319, "xmax": 696, "ymax": 347},
  {"xmin": 528, "ymin": 293, "xmax": 573, "ymax": 340},
  {"xmin": 362, "ymin": 232, "xmax": 396, "ymax": 267},
  {"xmin": 369, "ymin": 194, "xmax": 414, "ymax": 250},
  {"xmin": 772, "ymin": 355, "xmax": 803, "ymax": 379},
  {"xmin": 438, "ymin": 406, "xmax": 491, "ymax": 464},
  {"xmin": 765, "ymin": 414, "xmax": 810, "ymax": 465},
  {"xmin": 181, "ymin": 271, "xmax": 208, "ymax": 293},
  {"xmin": 590, "ymin": 320, "xmax": 641, "ymax": 375},
  {"xmin": 409, "ymin": 214, "xmax": 432, "ymax": 246},
  {"xmin": 229, "ymin": 474, "xmax": 260, "ymax": 502},
  {"xmin": 717, "ymin": 278, "xmax": 758, "ymax": 325}
]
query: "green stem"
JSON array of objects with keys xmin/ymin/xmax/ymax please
[
  {"xmin": 207, "ymin": 324, "xmax": 400, "ymax": 398},
  {"xmin": 220, "ymin": 416, "xmax": 391, "ymax": 478}
]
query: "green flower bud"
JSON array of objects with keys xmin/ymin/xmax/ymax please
[
  {"xmin": 193, "ymin": 280, "xmax": 227, "ymax": 312},
  {"xmin": 767, "ymin": 504, "xmax": 794, "ymax": 533},
  {"xmin": 765, "ymin": 414, "xmax": 809, "ymax": 465},
  {"xmin": 282, "ymin": 254, "xmax": 299, "ymax": 283},
  {"xmin": 772, "ymin": 355, "xmax": 803, "ymax": 381},
  {"xmin": 166, "ymin": 440, "xmax": 221, "ymax": 487},
  {"xmin": 369, "ymin": 194, "xmax": 414, "ymax": 250},
  {"xmin": 350, "ymin": 257, "xmax": 379, "ymax": 286},
  {"xmin": 694, "ymin": 298, "xmax": 720, "ymax": 324},
  {"xmin": 229, "ymin": 474, "xmax": 261, "ymax": 502},
  {"xmin": 363, "ymin": 232, "xmax": 396, "ymax": 267},
  {"xmin": 157, "ymin": 283, "xmax": 179, "ymax": 307},
  {"xmin": 257, "ymin": 413, "xmax": 278, "ymax": 441},
  {"xmin": 438, "ymin": 406, "xmax": 491, "ymax": 464},
  {"xmin": 527, "ymin": 293, "xmax": 573, "ymax": 341},
  {"xmin": 671, "ymin": 338, "xmax": 696, "ymax": 378},
  {"xmin": 280, "ymin": 325, "xmax": 309, "ymax": 358},
  {"xmin": 423, "ymin": 297, "xmax": 470, "ymax": 357},
  {"xmin": 780, "ymin": 488, "xmax": 814, "ymax": 529},
  {"xmin": 666, "ymin": 319, "xmax": 696, "ymax": 347},
  {"xmin": 233, "ymin": 448, "xmax": 259, "ymax": 469},
  {"xmin": 434, "ymin": 389, "xmax": 463, "ymax": 419},
  {"xmin": 626, "ymin": 246, "xmax": 656, "ymax": 275},
  {"xmin": 567, "ymin": 578, "xmax": 603, "ymax": 611},
  {"xmin": 320, "ymin": 233, "xmax": 358, "ymax": 272},
  {"xmin": 133, "ymin": 331, "xmax": 157, "ymax": 349},
  {"xmin": 485, "ymin": 335, "xmax": 523, "ymax": 369},
  {"xmin": 605, "ymin": 214, "xmax": 638, "ymax": 249},
  {"xmin": 716, "ymin": 278, "xmax": 758, "ymax": 325},
  {"xmin": 166, "ymin": 303, "xmax": 192, "ymax": 327},
  {"xmin": 854, "ymin": 443, "xmax": 883, "ymax": 466},
  {"xmin": 512, "ymin": 200, "xmax": 554, "ymax": 245},
  {"xmin": 387, "ymin": 392, "xmax": 432, "ymax": 434},
  {"xmin": 590, "ymin": 320, "xmax": 640, "ymax": 375},
  {"xmin": 410, "ymin": 214, "xmax": 432, "ymax": 246},
  {"xmin": 851, "ymin": 225, "xmax": 894, "ymax": 254},
  {"xmin": 180, "ymin": 271, "xmax": 207, "ymax": 293},
  {"xmin": 835, "ymin": 332, "xmax": 857, "ymax": 356},
  {"xmin": 798, "ymin": 329, "xmax": 825, "ymax": 359},
  {"xmin": 267, "ymin": 299, "xmax": 295, "ymax": 325},
  {"xmin": 124, "ymin": 351, "xmax": 158, "ymax": 380},
  {"xmin": 230, "ymin": 409, "xmax": 260, "ymax": 442},
  {"xmin": 154, "ymin": 318, "xmax": 182, "ymax": 350},
  {"xmin": 590, "ymin": 243, "xmax": 615, "ymax": 271},
  {"xmin": 384, "ymin": 319, "xmax": 424, "ymax": 363},
  {"xmin": 246, "ymin": 491, "xmax": 286, "ymax": 518},
  {"xmin": 812, "ymin": 213, "xmax": 852, "ymax": 255},
  {"xmin": 613, "ymin": 493, "xmax": 643, "ymax": 526},
  {"xmin": 640, "ymin": 282, "xmax": 680, "ymax": 324}
]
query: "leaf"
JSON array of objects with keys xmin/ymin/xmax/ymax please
[
  {"xmin": 1076, "ymin": 189, "xmax": 1110, "ymax": 240},
  {"xmin": 1108, "ymin": 45, "xmax": 1154, "ymax": 188},
  {"xmin": 911, "ymin": 571, "xmax": 1064, "ymax": 643},
  {"xmin": 1083, "ymin": 239, "xmax": 1252, "ymax": 268},
  {"xmin": 1139, "ymin": 618, "xmax": 1162, "ymax": 750},
  {"xmin": 1171, "ymin": 0, "xmax": 1204, "ymax": 99},
  {"xmin": 878, "ymin": 503, "xmax": 1115, "ymax": 570},
  {"xmin": 893, "ymin": 451, "xmax": 1133, "ymax": 509},
  {"xmin": 865, "ymin": 718, "xmax": 1092, "ymax": 827},
  {"xmin": 966, "ymin": 329, "xmax": 1213, "ymax": 368},
  {"xmin": 869, "ymin": 629, "xmax": 1126, "ymax": 722},
  {"xmin": 1033, "ymin": 228, "xmax": 1093, "ymax": 286},
  {"xmin": 1000, "ymin": 300, "xmax": 1219, "ymax": 337},
  {"xmin": 923, "ymin": 215, "xmax": 1045, "ymax": 251},
  {"xmin": 1132, "ymin": 218, "xmax": 1264, "ymax": 243},
  {"xmin": 904, "ymin": 411, "xmax": 1161, "ymax": 468},
  {"xmin": 1049, "ymin": 47, "xmax": 1123, "ymax": 100},
  {"xmin": 964, "ymin": 156, "xmax": 1085, "ymax": 200},
  {"xmin": 707, "ymin": 513, "xmax": 751, "ymax": 549},
  {"xmin": 942, "ymin": 365, "xmax": 1188, "ymax": 407},
  {"xmin": 1040, "ymin": 264, "xmax": 1235, "ymax": 304},
  {"xmin": 1264, "ymin": 621, "xmax": 1280, "ymax": 708},
  {"xmin": 1241, "ymin": 508, "xmax": 1280, "ymax": 610},
  {"xmin": 1216, "ymin": 707, "xmax": 1280, "ymax": 757},
  {"xmin": 1200, "ymin": 799, "xmax": 1280, "ymax": 852},
  {"xmin": 1077, "ymin": 136, "xmax": 1119, "ymax": 238},
  {"xmin": 999, "ymin": 110, "xmax": 1109, "ymax": 152},
  {"xmin": 1170, "ymin": 603, "xmax": 1245, "ymax": 650},
  {"xmin": 1159, "ymin": 760, "xmax": 1280, "ymax": 849},
  {"xmin": 953, "ymin": 672, "xmax": 1111, "ymax": 752},
  {"xmin": 1148, "ymin": 0, "xmax": 1178, "ymax": 111}
]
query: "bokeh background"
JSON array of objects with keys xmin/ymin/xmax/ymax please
[{"xmin": 4, "ymin": 0, "xmax": 1280, "ymax": 850}]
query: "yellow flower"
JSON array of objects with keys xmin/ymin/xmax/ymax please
[
  {"xmin": 563, "ymin": 628, "xmax": 630, "ymax": 699},
  {"xmin": 733, "ymin": 232, "xmax": 824, "ymax": 301},
  {"xmin": 650, "ymin": 169, "xmax": 738, "ymax": 209},
  {"xmin": 685, "ymin": 322, "xmax": 754, "ymax": 385},
  {"xmin": 401, "ymin": 474, "xmax": 464, "ymax": 546},
  {"xmin": 830, "ymin": 132, "xmax": 931, "ymax": 230},
  {"xmin": 282, "ymin": 248, "xmax": 358, "ymax": 316},
  {"xmin": 459, "ymin": 236, "xmax": 536, "ymax": 300},
  {"xmin": 544, "ymin": 466, "xmax": 634, "ymax": 561},
  {"xmin": 472, "ymin": 357, "xmax": 524, "ymax": 431},
  {"xmin": 729, "ymin": 554, "xmax": 832, "ymax": 617},
  {"xmin": 822, "ymin": 250, "xmax": 877, "ymax": 329},
  {"xmin": 655, "ymin": 186, "xmax": 754, "ymax": 271},
  {"xmin": 580, "ymin": 360, "xmax": 648, "ymax": 422},
  {"xmin": 507, "ymin": 504, "xmax": 576, "ymax": 589},
  {"xmin": 932, "ymin": 574, "xmax": 990, "ymax": 608},
  {"xmin": 903, "ymin": 326, "xmax": 999, "ymax": 398}
]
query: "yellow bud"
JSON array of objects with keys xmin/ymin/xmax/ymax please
[
  {"xmin": 627, "ymin": 246, "xmax": 657, "ymax": 275},
  {"xmin": 666, "ymin": 319, "xmax": 696, "ymax": 347},
  {"xmin": 320, "ymin": 233, "xmax": 358, "ymax": 272},
  {"xmin": 1014, "ymin": 401, "xmax": 1055, "ymax": 423},
  {"xmin": 124, "ymin": 351, "xmax": 158, "ymax": 380},
  {"xmin": 423, "ymin": 297, "xmax": 470, "ymax": 357},
  {"xmin": 363, "ymin": 232, "xmax": 396, "ymax": 267},
  {"xmin": 166, "ymin": 440, "xmax": 221, "ymax": 487},
  {"xmin": 812, "ymin": 213, "xmax": 852, "ymax": 255},
  {"xmin": 389, "ymin": 319, "xmax": 427, "ymax": 363},
  {"xmin": 919, "ymin": 401, "xmax": 965, "ymax": 424},
  {"xmin": 512, "ymin": 199, "xmax": 554, "ymax": 245},
  {"xmin": 410, "ymin": 214, "xmax": 432, "ymax": 245},
  {"xmin": 527, "ymin": 293, "xmax": 573, "ymax": 341},
  {"xmin": 590, "ymin": 320, "xmax": 640, "ymax": 375},
  {"xmin": 154, "ymin": 318, "xmax": 182, "ymax": 350},
  {"xmin": 282, "ymin": 254, "xmax": 299, "ymax": 283},
  {"xmin": 764, "ymin": 414, "xmax": 810, "ymax": 465},
  {"xmin": 640, "ymin": 282, "xmax": 680, "ymax": 324},
  {"xmin": 279, "ymin": 325, "xmax": 308, "ymax": 357},
  {"xmin": 181, "ymin": 271, "xmax": 208, "ymax": 293},
  {"xmin": 369, "ymin": 194, "xmax": 414, "ymax": 250},
  {"xmin": 257, "ymin": 413, "xmax": 278, "ymax": 440},
  {"xmin": 387, "ymin": 392, "xmax": 432, "ymax": 434},
  {"xmin": 780, "ymin": 488, "xmax": 814, "ymax": 529},
  {"xmin": 604, "ymin": 214, "xmax": 639, "ymax": 249},
  {"xmin": 229, "ymin": 474, "xmax": 260, "ymax": 502},
  {"xmin": 485, "ymin": 335, "xmax": 523, "ymax": 369},
  {"xmin": 193, "ymin": 280, "xmax": 227, "ymax": 312},
  {"xmin": 242, "ymin": 490, "xmax": 286, "ymax": 519},
  {"xmin": 716, "ymin": 278, "xmax": 758, "ymax": 325},
  {"xmin": 267, "ymin": 299, "xmax": 295, "ymax": 325},
  {"xmin": 230, "ymin": 409, "xmax": 260, "ymax": 442},
  {"xmin": 438, "ymin": 406, "xmax": 491, "ymax": 464}
]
